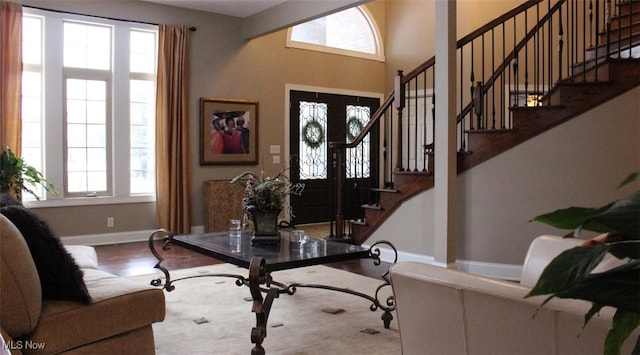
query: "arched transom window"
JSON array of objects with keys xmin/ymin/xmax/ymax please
[{"xmin": 286, "ymin": 6, "xmax": 384, "ymax": 62}]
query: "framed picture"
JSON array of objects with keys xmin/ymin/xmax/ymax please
[{"xmin": 200, "ymin": 98, "xmax": 259, "ymax": 165}]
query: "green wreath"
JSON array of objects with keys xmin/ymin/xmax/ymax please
[
  {"xmin": 346, "ymin": 116, "xmax": 364, "ymax": 142},
  {"xmin": 302, "ymin": 120, "xmax": 325, "ymax": 149}
]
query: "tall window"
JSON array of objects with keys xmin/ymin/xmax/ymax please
[
  {"xmin": 286, "ymin": 6, "xmax": 384, "ymax": 62},
  {"xmin": 21, "ymin": 15, "xmax": 44, "ymax": 201},
  {"xmin": 22, "ymin": 9, "xmax": 157, "ymax": 204}
]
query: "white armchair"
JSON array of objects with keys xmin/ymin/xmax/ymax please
[{"xmin": 390, "ymin": 235, "xmax": 637, "ymax": 354}]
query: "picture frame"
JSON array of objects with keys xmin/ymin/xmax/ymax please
[{"xmin": 200, "ymin": 98, "xmax": 259, "ymax": 165}]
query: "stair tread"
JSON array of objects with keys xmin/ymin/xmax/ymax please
[
  {"xmin": 371, "ymin": 187, "xmax": 399, "ymax": 193},
  {"xmin": 361, "ymin": 204, "xmax": 382, "ymax": 210},
  {"xmin": 465, "ymin": 128, "xmax": 515, "ymax": 134},
  {"xmin": 509, "ymin": 104, "xmax": 566, "ymax": 111},
  {"xmin": 393, "ymin": 170, "xmax": 433, "ymax": 175}
]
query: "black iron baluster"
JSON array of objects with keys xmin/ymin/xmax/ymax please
[
  {"xmin": 413, "ymin": 76, "xmax": 418, "ymax": 171},
  {"xmin": 559, "ymin": 6, "xmax": 564, "ymax": 82},
  {"xmin": 583, "ymin": 0, "xmax": 588, "ymax": 80},
  {"xmin": 431, "ymin": 73, "xmax": 435, "ymax": 157},
  {"xmin": 524, "ymin": 7, "xmax": 529, "ymax": 109},
  {"xmin": 590, "ymin": 0, "xmax": 594, "ymax": 47},
  {"xmin": 482, "ymin": 33, "xmax": 487, "ymax": 129},
  {"xmin": 501, "ymin": 21, "xmax": 506, "ymax": 129},
  {"xmin": 536, "ymin": 3, "xmax": 540, "ymax": 105},
  {"xmin": 470, "ymin": 42, "xmax": 475, "ymax": 130},
  {"xmin": 394, "ymin": 70, "xmax": 404, "ymax": 172},
  {"xmin": 491, "ymin": 27, "xmax": 496, "ymax": 130},
  {"xmin": 460, "ymin": 47, "xmax": 466, "ymax": 150},
  {"xmin": 423, "ymin": 70, "xmax": 427, "ymax": 171}
]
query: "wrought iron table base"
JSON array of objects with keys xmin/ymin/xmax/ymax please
[{"xmin": 147, "ymin": 230, "xmax": 396, "ymax": 354}]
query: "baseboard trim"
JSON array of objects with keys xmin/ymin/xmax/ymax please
[
  {"xmin": 61, "ymin": 229, "xmax": 156, "ymax": 246},
  {"xmin": 60, "ymin": 225, "xmax": 206, "ymax": 246},
  {"xmin": 366, "ymin": 243, "xmax": 522, "ymax": 282}
]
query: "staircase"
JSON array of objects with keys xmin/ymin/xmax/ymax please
[{"xmin": 328, "ymin": 0, "xmax": 640, "ymax": 245}]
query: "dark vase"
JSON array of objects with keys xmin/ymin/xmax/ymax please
[{"xmin": 248, "ymin": 208, "xmax": 281, "ymax": 245}]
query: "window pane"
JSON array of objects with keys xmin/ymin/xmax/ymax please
[
  {"xmin": 291, "ymin": 7, "xmax": 377, "ymax": 55},
  {"xmin": 67, "ymin": 172, "xmax": 87, "ymax": 192},
  {"xmin": 130, "ymin": 103, "xmax": 150, "ymax": 125},
  {"xmin": 86, "ymin": 101, "xmax": 106, "ymax": 124},
  {"xmin": 67, "ymin": 148, "xmax": 87, "ymax": 171},
  {"xmin": 67, "ymin": 100, "xmax": 87, "ymax": 124},
  {"xmin": 65, "ymin": 78, "xmax": 108, "ymax": 194},
  {"xmin": 67, "ymin": 79, "xmax": 87, "ymax": 99},
  {"xmin": 67, "ymin": 124, "xmax": 87, "ymax": 147},
  {"xmin": 21, "ymin": 72, "xmax": 41, "ymax": 123},
  {"xmin": 22, "ymin": 16, "xmax": 42, "ymax": 65},
  {"xmin": 130, "ymin": 30, "xmax": 156, "ymax": 74},
  {"xmin": 21, "ymin": 122, "xmax": 41, "ymax": 148},
  {"xmin": 87, "ymin": 80, "xmax": 106, "ymax": 100},
  {"xmin": 86, "ymin": 125, "xmax": 105, "ymax": 147},
  {"xmin": 326, "ymin": 8, "xmax": 375, "ymax": 54},
  {"xmin": 299, "ymin": 101, "xmax": 327, "ymax": 180},
  {"xmin": 86, "ymin": 148, "xmax": 106, "ymax": 170},
  {"xmin": 130, "ymin": 78, "xmax": 155, "ymax": 194},
  {"xmin": 64, "ymin": 21, "xmax": 111, "ymax": 70},
  {"xmin": 345, "ymin": 105, "xmax": 371, "ymax": 178},
  {"xmin": 21, "ymin": 16, "xmax": 45, "ymax": 201},
  {"xmin": 130, "ymin": 148, "xmax": 154, "ymax": 194},
  {"xmin": 87, "ymin": 172, "xmax": 106, "ymax": 191}
]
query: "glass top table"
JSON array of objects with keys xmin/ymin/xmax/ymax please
[
  {"xmin": 147, "ymin": 229, "xmax": 396, "ymax": 355},
  {"xmin": 171, "ymin": 231, "xmax": 372, "ymax": 272}
]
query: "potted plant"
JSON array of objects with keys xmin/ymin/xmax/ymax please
[
  {"xmin": 231, "ymin": 167, "xmax": 304, "ymax": 244},
  {"xmin": 528, "ymin": 171, "xmax": 639, "ymax": 354},
  {"xmin": 0, "ymin": 147, "xmax": 57, "ymax": 201}
]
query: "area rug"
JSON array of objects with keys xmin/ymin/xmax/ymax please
[{"xmin": 128, "ymin": 263, "xmax": 400, "ymax": 354}]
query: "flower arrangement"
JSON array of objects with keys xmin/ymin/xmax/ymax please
[{"xmin": 231, "ymin": 167, "xmax": 304, "ymax": 215}]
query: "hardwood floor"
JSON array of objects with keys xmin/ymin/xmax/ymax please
[{"xmin": 94, "ymin": 238, "xmax": 392, "ymax": 279}]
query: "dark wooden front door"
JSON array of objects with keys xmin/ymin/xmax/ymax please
[{"xmin": 289, "ymin": 90, "xmax": 380, "ymax": 225}]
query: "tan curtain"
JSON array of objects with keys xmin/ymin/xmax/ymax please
[
  {"xmin": 0, "ymin": 1, "xmax": 22, "ymax": 154},
  {"xmin": 156, "ymin": 24, "xmax": 191, "ymax": 234}
]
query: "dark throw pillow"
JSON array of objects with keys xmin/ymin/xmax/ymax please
[{"xmin": 0, "ymin": 199, "xmax": 92, "ymax": 304}]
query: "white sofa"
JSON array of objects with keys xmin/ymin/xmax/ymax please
[{"xmin": 390, "ymin": 235, "xmax": 638, "ymax": 354}]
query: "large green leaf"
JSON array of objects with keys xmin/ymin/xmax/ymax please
[
  {"xmin": 526, "ymin": 245, "xmax": 609, "ymax": 297},
  {"xmin": 609, "ymin": 241, "xmax": 640, "ymax": 260},
  {"xmin": 583, "ymin": 191, "xmax": 640, "ymax": 241},
  {"xmin": 604, "ymin": 310, "xmax": 640, "ymax": 355},
  {"xmin": 617, "ymin": 171, "xmax": 639, "ymax": 189},
  {"xmin": 553, "ymin": 261, "xmax": 640, "ymax": 313},
  {"xmin": 531, "ymin": 204, "xmax": 614, "ymax": 233},
  {"xmin": 585, "ymin": 303, "xmax": 606, "ymax": 328}
]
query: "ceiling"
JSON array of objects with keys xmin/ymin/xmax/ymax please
[
  {"xmin": 144, "ymin": 0, "xmax": 289, "ymax": 18},
  {"xmin": 142, "ymin": 0, "xmax": 370, "ymax": 39}
]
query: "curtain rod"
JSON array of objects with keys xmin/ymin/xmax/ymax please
[{"xmin": 23, "ymin": 5, "xmax": 197, "ymax": 31}]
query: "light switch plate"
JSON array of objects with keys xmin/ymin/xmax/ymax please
[{"xmin": 270, "ymin": 145, "xmax": 281, "ymax": 154}]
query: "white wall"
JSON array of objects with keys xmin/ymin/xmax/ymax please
[{"xmin": 371, "ymin": 86, "xmax": 640, "ymax": 276}]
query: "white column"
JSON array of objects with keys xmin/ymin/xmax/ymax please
[{"xmin": 433, "ymin": 0, "xmax": 457, "ymax": 267}]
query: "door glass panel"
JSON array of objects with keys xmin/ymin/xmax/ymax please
[
  {"xmin": 299, "ymin": 101, "xmax": 328, "ymax": 180},
  {"xmin": 345, "ymin": 105, "xmax": 371, "ymax": 178}
]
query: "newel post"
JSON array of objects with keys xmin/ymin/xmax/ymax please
[
  {"xmin": 329, "ymin": 141, "xmax": 346, "ymax": 239},
  {"xmin": 394, "ymin": 70, "xmax": 405, "ymax": 171}
]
